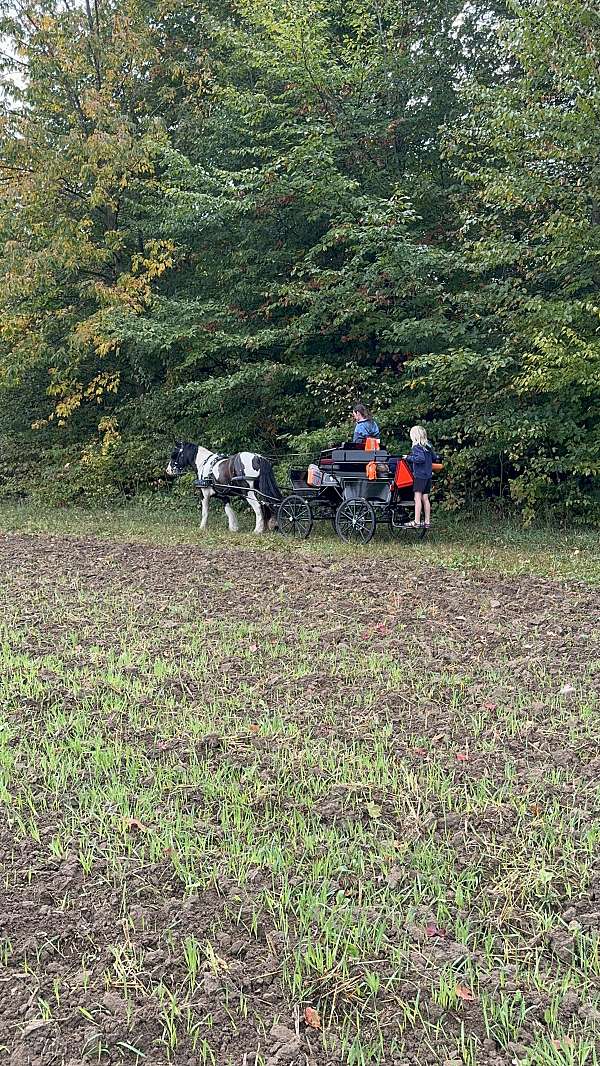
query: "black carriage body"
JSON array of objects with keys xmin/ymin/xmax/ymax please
[{"xmin": 278, "ymin": 446, "xmax": 420, "ymax": 543}]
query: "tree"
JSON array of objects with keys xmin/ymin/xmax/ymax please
[
  {"xmin": 436, "ymin": 0, "xmax": 600, "ymax": 515},
  {"xmin": 5, "ymin": 0, "xmax": 596, "ymax": 520}
]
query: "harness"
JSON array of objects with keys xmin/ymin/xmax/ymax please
[
  {"xmin": 195, "ymin": 452, "xmax": 225, "ymax": 488},
  {"xmin": 192, "ymin": 451, "xmax": 279, "ymax": 504}
]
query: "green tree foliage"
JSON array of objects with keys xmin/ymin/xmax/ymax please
[
  {"xmin": 0, "ymin": 0, "xmax": 598, "ymax": 516},
  {"xmin": 439, "ymin": 0, "xmax": 600, "ymax": 516}
]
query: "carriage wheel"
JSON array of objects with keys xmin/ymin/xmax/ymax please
[
  {"xmin": 389, "ymin": 509, "xmax": 427, "ymax": 540},
  {"xmin": 277, "ymin": 495, "xmax": 313, "ymax": 539},
  {"xmin": 335, "ymin": 499, "xmax": 376, "ymax": 544}
]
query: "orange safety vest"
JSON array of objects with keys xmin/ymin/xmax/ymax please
[{"xmin": 365, "ymin": 436, "xmax": 380, "ymax": 479}]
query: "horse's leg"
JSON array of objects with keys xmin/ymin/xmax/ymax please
[
  {"xmin": 224, "ymin": 500, "xmax": 239, "ymax": 533},
  {"xmin": 247, "ymin": 490, "xmax": 265, "ymax": 533},
  {"xmin": 199, "ymin": 487, "xmax": 212, "ymax": 531}
]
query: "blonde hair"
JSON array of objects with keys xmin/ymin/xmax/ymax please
[{"xmin": 410, "ymin": 425, "xmax": 429, "ymax": 446}]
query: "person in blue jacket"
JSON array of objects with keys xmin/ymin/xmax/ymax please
[
  {"xmin": 405, "ymin": 425, "xmax": 440, "ymax": 529},
  {"xmin": 352, "ymin": 404, "xmax": 380, "ymax": 444}
]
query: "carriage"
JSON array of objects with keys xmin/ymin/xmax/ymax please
[
  {"xmin": 277, "ymin": 444, "xmax": 430, "ymax": 543},
  {"xmin": 169, "ymin": 438, "xmax": 438, "ymax": 541}
]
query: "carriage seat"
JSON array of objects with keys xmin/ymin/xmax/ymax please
[
  {"xmin": 330, "ymin": 447, "xmax": 390, "ymax": 475},
  {"xmin": 290, "ymin": 467, "xmax": 310, "ymax": 490},
  {"xmin": 319, "ymin": 440, "xmax": 386, "ymax": 466}
]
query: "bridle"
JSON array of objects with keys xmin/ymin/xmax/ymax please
[{"xmin": 168, "ymin": 446, "xmax": 189, "ymax": 477}]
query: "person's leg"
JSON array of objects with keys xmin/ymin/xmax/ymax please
[
  {"xmin": 423, "ymin": 493, "xmax": 431, "ymax": 526},
  {"xmin": 414, "ymin": 491, "xmax": 423, "ymax": 525}
]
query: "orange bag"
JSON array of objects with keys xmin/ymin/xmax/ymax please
[
  {"xmin": 307, "ymin": 463, "xmax": 323, "ymax": 486},
  {"xmin": 366, "ymin": 460, "xmax": 377, "ymax": 480}
]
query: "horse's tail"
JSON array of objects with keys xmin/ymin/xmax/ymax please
[{"xmin": 257, "ymin": 457, "xmax": 282, "ymax": 521}]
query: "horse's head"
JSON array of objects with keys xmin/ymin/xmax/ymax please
[{"xmin": 166, "ymin": 442, "xmax": 198, "ymax": 478}]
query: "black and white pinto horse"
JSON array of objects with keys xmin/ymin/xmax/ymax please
[{"xmin": 166, "ymin": 443, "xmax": 281, "ymax": 533}]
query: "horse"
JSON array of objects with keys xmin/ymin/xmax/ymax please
[{"xmin": 166, "ymin": 443, "xmax": 282, "ymax": 533}]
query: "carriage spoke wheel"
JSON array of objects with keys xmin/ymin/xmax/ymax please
[
  {"xmin": 389, "ymin": 509, "xmax": 427, "ymax": 540},
  {"xmin": 277, "ymin": 495, "xmax": 313, "ymax": 539},
  {"xmin": 335, "ymin": 499, "xmax": 376, "ymax": 544}
]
